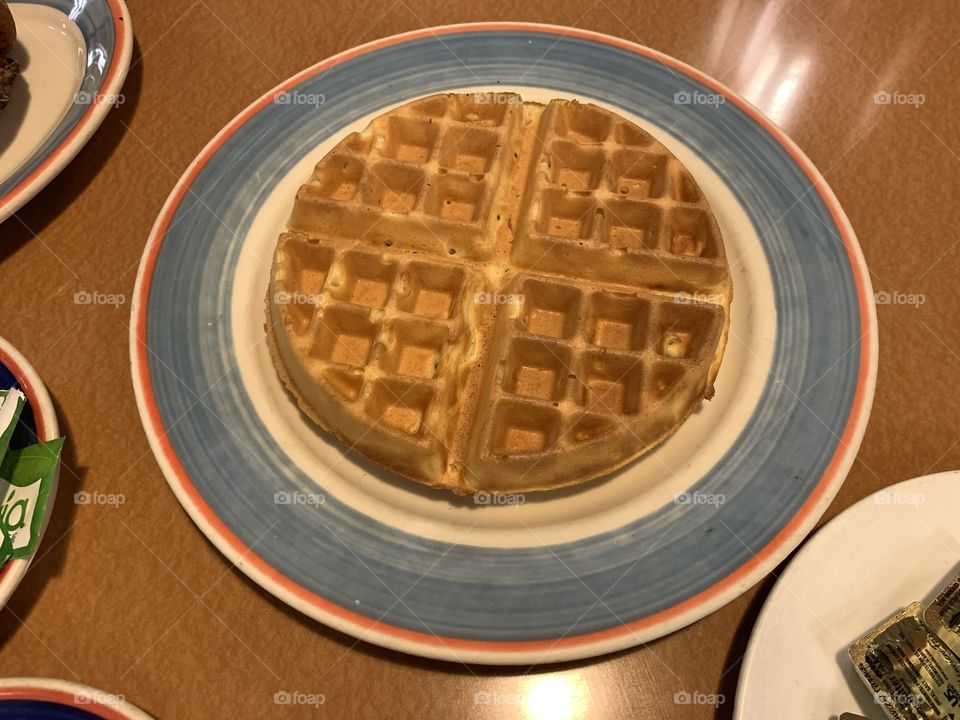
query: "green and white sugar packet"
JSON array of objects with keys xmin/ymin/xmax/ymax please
[{"xmin": 0, "ymin": 437, "xmax": 63, "ymax": 566}]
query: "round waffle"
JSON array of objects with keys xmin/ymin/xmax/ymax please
[{"xmin": 267, "ymin": 92, "xmax": 732, "ymax": 494}]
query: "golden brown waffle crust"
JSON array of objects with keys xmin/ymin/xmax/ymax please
[
  {"xmin": 265, "ymin": 292, "xmax": 463, "ymax": 493},
  {"xmin": 267, "ymin": 92, "xmax": 732, "ymax": 495}
]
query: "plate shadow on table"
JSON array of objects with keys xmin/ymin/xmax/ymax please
[
  {"xmin": 0, "ymin": 38, "xmax": 144, "ymax": 261},
  {"xmin": 0, "ymin": 392, "xmax": 86, "ymax": 641},
  {"xmin": 715, "ymin": 570, "xmax": 779, "ymax": 720}
]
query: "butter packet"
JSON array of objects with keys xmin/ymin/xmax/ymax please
[
  {"xmin": 924, "ymin": 572, "xmax": 960, "ymax": 661},
  {"xmin": 0, "ymin": 437, "xmax": 63, "ymax": 564},
  {"xmin": 850, "ymin": 602, "xmax": 960, "ymax": 719}
]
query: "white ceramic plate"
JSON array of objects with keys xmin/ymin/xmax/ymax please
[
  {"xmin": 0, "ymin": 5, "xmax": 85, "ymax": 181},
  {"xmin": 132, "ymin": 23, "xmax": 876, "ymax": 663},
  {"xmin": 735, "ymin": 471, "xmax": 960, "ymax": 719},
  {"xmin": 0, "ymin": 0, "xmax": 132, "ymax": 222}
]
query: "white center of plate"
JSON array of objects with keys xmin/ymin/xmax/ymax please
[
  {"xmin": 232, "ymin": 86, "xmax": 776, "ymax": 548},
  {"xmin": 0, "ymin": 5, "xmax": 86, "ymax": 183}
]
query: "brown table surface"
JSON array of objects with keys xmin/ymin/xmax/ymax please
[{"xmin": 3, "ymin": 0, "xmax": 960, "ymax": 717}]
